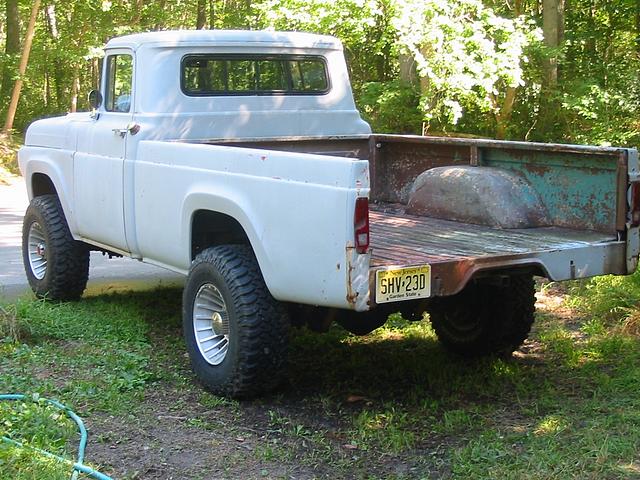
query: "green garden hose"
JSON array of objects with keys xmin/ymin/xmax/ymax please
[{"xmin": 0, "ymin": 394, "xmax": 113, "ymax": 480}]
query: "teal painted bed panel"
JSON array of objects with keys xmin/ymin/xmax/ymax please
[{"xmin": 482, "ymin": 150, "xmax": 619, "ymax": 233}]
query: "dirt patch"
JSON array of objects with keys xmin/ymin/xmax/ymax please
[{"xmin": 87, "ymin": 387, "xmax": 331, "ymax": 479}]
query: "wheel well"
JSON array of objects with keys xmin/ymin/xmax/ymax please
[
  {"xmin": 191, "ymin": 210, "xmax": 251, "ymax": 260},
  {"xmin": 32, "ymin": 173, "xmax": 57, "ymax": 197}
]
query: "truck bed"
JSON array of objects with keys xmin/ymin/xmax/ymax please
[
  {"xmin": 370, "ymin": 203, "xmax": 615, "ymax": 266},
  {"xmin": 369, "ymin": 203, "xmax": 625, "ymax": 297},
  {"xmin": 204, "ymin": 134, "xmax": 633, "ymax": 302}
]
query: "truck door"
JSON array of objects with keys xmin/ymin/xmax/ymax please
[{"xmin": 74, "ymin": 51, "xmax": 133, "ymax": 253}]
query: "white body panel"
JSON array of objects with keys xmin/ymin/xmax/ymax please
[{"xmin": 134, "ymin": 141, "xmax": 370, "ymax": 307}]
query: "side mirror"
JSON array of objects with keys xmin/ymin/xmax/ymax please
[{"xmin": 88, "ymin": 89, "xmax": 103, "ymax": 110}]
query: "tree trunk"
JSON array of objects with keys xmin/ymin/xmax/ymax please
[
  {"xmin": 197, "ymin": 0, "xmax": 207, "ymax": 28},
  {"xmin": 636, "ymin": 0, "xmax": 640, "ymax": 54},
  {"xmin": 154, "ymin": 0, "xmax": 166, "ymax": 29},
  {"xmin": 5, "ymin": 0, "xmax": 20, "ymax": 52},
  {"xmin": 514, "ymin": 0, "xmax": 523, "ymax": 16},
  {"xmin": 399, "ymin": 53, "xmax": 417, "ymax": 85},
  {"xmin": 494, "ymin": 87, "xmax": 517, "ymax": 140},
  {"xmin": 1, "ymin": 0, "xmax": 21, "ymax": 101},
  {"xmin": 3, "ymin": 0, "xmax": 42, "ymax": 133},
  {"xmin": 45, "ymin": 4, "xmax": 65, "ymax": 110},
  {"xmin": 70, "ymin": 71, "xmax": 80, "ymax": 113},
  {"xmin": 92, "ymin": 58, "xmax": 100, "ymax": 90},
  {"xmin": 132, "ymin": 0, "xmax": 144, "ymax": 25},
  {"xmin": 542, "ymin": 0, "xmax": 560, "ymax": 87}
]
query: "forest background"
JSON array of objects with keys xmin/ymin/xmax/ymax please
[{"xmin": 0, "ymin": 0, "xmax": 638, "ymax": 147}]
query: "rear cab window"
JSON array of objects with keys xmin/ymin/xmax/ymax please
[{"xmin": 181, "ymin": 54, "xmax": 330, "ymax": 96}]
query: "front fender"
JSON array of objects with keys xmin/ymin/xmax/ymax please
[{"xmin": 19, "ymin": 147, "xmax": 79, "ymax": 236}]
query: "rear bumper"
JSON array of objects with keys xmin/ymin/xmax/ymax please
[{"xmin": 369, "ymin": 240, "xmax": 628, "ymax": 305}]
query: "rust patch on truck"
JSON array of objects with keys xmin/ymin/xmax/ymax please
[{"xmin": 345, "ymin": 244, "xmax": 358, "ymax": 306}]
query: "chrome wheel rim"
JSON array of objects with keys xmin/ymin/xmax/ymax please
[
  {"xmin": 27, "ymin": 222, "xmax": 48, "ymax": 280},
  {"xmin": 193, "ymin": 283, "xmax": 230, "ymax": 365}
]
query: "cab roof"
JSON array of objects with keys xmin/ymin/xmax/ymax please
[{"xmin": 105, "ymin": 30, "xmax": 343, "ymax": 51}]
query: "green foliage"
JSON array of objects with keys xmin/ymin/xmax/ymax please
[
  {"xmin": 0, "ymin": 443, "xmax": 70, "ymax": 480},
  {"xmin": 0, "ymin": 293, "xmax": 166, "ymax": 413},
  {"xmin": 0, "ymin": 134, "xmax": 21, "ymax": 182},
  {"xmin": 452, "ymin": 326, "xmax": 640, "ymax": 479},
  {"xmin": 255, "ymin": 0, "xmax": 398, "ymax": 89},
  {"xmin": 561, "ymin": 81, "xmax": 640, "ymax": 147},
  {"xmin": 568, "ymin": 268, "xmax": 640, "ymax": 322},
  {"xmin": 356, "ymin": 80, "xmax": 422, "ymax": 133},
  {"xmin": 0, "ymin": 398, "xmax": 77, "ymax": 480},
  {"xmin": 0, "ymin": 283, "xmax": 640, "ymax": 477},
  {"xmin": 393, "ymin": 0, "xmax": 542, "ymax": 130}
]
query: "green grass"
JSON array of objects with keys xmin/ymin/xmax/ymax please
[
  {"xmin": 0, "ymin": 398, "xmax": 77, "ymax": 480},
  {"xmin": 0, "ymin": 279, "xmax": 639, "ymax": 478},
  {"xmin": 567, "ymin": 268, "xmax": 640, "ymax": 322}
]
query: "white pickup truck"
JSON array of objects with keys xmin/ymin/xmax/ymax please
[{"xmin": 19, "ymin": 30, "xmax": 640, "ymax": 397}]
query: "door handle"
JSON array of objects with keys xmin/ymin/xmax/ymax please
[{"xmin": 112, "ymin": 123, "xmax": 140, "ymax": 138}]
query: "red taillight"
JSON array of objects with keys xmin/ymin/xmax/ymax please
[
  {"xmin": 631, "ymin": 183, "xmax": 640, "ymax": 227},
  {"xmin": 354, "ymin": 197, "xmax": 370, "ymax": 254}
]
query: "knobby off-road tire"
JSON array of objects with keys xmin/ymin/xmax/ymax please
[
  {"xmin": 428, "ymin": 274, "xmax": 536, "ymax": 357},
  {"xmin": 22, "ymin": 195, "xmax": 90, "ymax": 300},
  {"xmin": 182, "ymin": 245, "xmax": 289, "ymax": 398}
]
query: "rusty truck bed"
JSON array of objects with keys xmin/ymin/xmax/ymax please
[{"xmin": 369, "ymin": 203, "xmax": 626, "ymax": 297}]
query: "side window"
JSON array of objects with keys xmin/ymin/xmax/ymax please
[{"xmin": 105, "ymin": 54, "xmax": 133, "ymax": 113}]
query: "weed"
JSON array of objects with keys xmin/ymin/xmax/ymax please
[
  {"xmin": 568, "ymin": 269, "xmax": 640, "ymax": 322},
  {"xmin": 352, "ymin": 406, "xmax": 416, "ymax": 453},
  {"xmin": 199, "ymin": 392, "xmax": 238, "ymax": 410},
  {"xmin": 0, "ymin": 304, "xmax": 29, "ymax": 342},
  {"xmin": 620, "ymin": 309, "xmax": 640, "ymax": 337}
]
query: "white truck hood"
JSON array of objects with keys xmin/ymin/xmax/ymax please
[{"xmin": 24, "ymin": 113, "xmax": 89, "ymax": 150}]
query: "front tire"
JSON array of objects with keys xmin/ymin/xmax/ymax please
[
  {"xmin": 182, "ymin": 245, "xmax": 289, "ymax": 398},
  {"xmin": 22, "ymin": 195, "xmax": 89, "ymax": 300},
  {"xmin": 428, "ymin": 274, "xmax": 536, "ymax": 357}
]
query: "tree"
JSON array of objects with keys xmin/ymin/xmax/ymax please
[
  {"xmin": 542, "ymin": 0, "xmax": 562, "ymax": 87},
  {"xmin": 197, "ymin": 0, "xmax": 207, "ymax": 29},
  {"xmin": 0, "ymin": 0, "xmax": 20, "ymax": 101},
  {"xmin": 394, "ymin": 0, "xmax": 541, "ymax": 138},
  {"xmin": 3, "ymin": 0, "xmax": 41, "ymax": 134}
]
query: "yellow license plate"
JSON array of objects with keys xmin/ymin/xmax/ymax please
[{"xmin": 375, "ymin": 265, "xmax": 431, "ymax": 304}]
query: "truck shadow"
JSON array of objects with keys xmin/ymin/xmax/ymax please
[{"xmin": 118, "ymin": 285, "xmax": 553, "ymax": 406}]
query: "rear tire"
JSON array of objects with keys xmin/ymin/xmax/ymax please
[
  {"xmin": 182, "ymin": 245, "xmax": 289, "ymax": 398},
  {"xmin": 22, "ymin": 195, "xmax": 89, "ymax": 300},
  {"xmin": 428, "ymin": 274, "xmax": 535, "ymax": 357}
]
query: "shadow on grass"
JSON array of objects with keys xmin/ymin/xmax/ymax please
[
  {"xmin": 100, "ymin": 287, "xmax": 555, "ymax": 409},
  {"xmin": 12, "ymin": 285, "xmax": 620, "ymax": 412}
]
